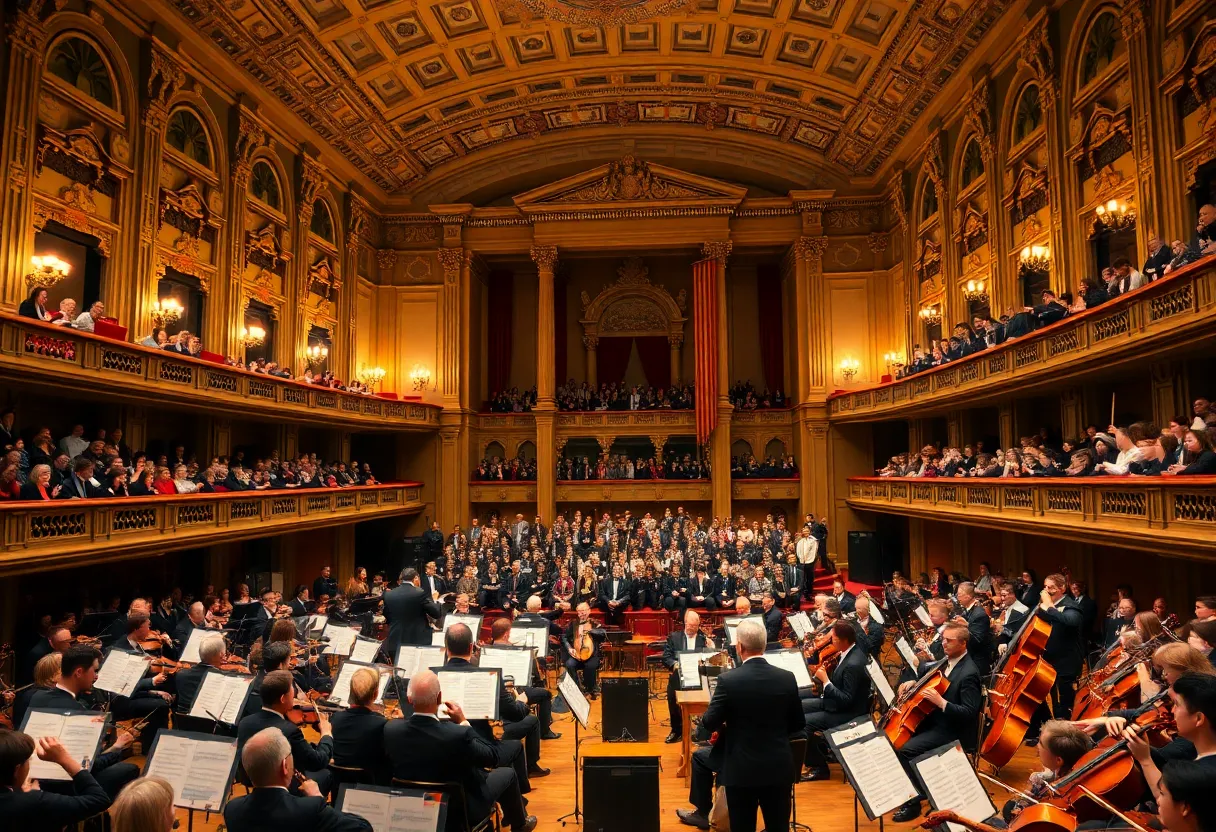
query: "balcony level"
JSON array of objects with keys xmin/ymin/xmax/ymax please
[
  {"xmin": 0, "ymin": 483, "xmax": 423, "ymax": 576},
  {"xmin": 829, "ymin": 256, "xmax": 1216, "ymax": 423},
  {"xmin": 1, "ymin": 314, "xmax": 441, "ymax": 431},
  {"xmin": 845, "ymin": 476, "xmax": 1216, "ymax": 559}
]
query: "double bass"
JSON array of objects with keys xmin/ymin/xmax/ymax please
[{"xmin": 981, "ymin": 606, "xmax": 1056, "ymax": 767}]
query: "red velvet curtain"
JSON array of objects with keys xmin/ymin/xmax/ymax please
[
  {"xmin": 634, "ymin": 336, "xmax": 670, "ymax": 390},
  {"xmin": 487, "ymin": 270, "xmax": 513, "ymax": 398},
  {"xmin": 756, "ymin": 263, "xmax": 784, "ymax": 392},
  {"xmin": 555, "ymin": 274, "xmax": 568, "ymax": 385},
  {"xmin": 596, "ymin": 337, "xmax": 633, "ymax": 385}
]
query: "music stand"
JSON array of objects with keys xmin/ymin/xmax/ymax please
[
  {"xmin": 78, "ymin": 611, "xmax": 121, "ymax": 639},
  {"xmin": 348, "ymin": 597, "xmax": 382, "ymax": 617},
  {"xmin": 226, "ymin": 602, "xmax": 261, "ymax": 623}
]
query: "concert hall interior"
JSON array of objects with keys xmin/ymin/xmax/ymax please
[{"xmin": 2, "ymin": 0, "xmax": 1216, "ymax": 830}]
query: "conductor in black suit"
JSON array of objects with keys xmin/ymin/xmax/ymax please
[
  {"xmin": 663, "ymin": 611, "xmax": 713, "ymax": 744},
  {"xmin": 694, "ymin": 619, "xmax": 805, "ymax": 832},
  {"xmin": 384, "ymin": 669, "xmax": 537, "ymax": 832},
  {"xmin": 0, "ymin": 732, "xmax": 111, "ymax": 828},
  {"xmin": 597, "ymin": 563, "xmax": 632, "ymax": 627},
  {"xmin": 890, "ymin": 621, "xmax": 983, "ymax": 822},
  {"xmin": 236, "ymin": 670, "xmax": 335, "ymax": 796},
  {"xmin": 224, "ymin": 727, "xmax": 371, "ymax": 832},
  {"xmin": 383, "ymin": 567, "xmax": 443, "ymax": 659},
  {"xmin": 801, "ymin": 621, "xmax": 872, "ymax": 780}
]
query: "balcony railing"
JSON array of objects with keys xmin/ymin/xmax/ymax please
[
  {"xmin": 0, "ymin": 483, "xmax": 424, "ymax": 575},
  {"xmin": 731, "ymin": 478, "xmax": 801, "ymax": 501},
  {"xmin": 829, "ymin": 256, "xmax": 1216, "ymax": 422},
  {"xmin": 1, "ymin": 314, "xmax": 441, "ymax": 430},
  {"xmin": 556, "ymin": 480, "xmax": 713, "ymax": 503},
  {"xmin": 845, "ymin": 476, "xmax": 1216, "ymax": 558},
  {"xmin": 469, "ymin": 482, "xmax": 537, "ymax": 503}
]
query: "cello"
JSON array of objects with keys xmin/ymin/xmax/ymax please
[
  {"xmin": 880, "ymin": 660, "xmax": 949, "ymax": 749},
  {"xmin": 981, "ymin": 607, "xmax": 1056, "ymax": 768}
]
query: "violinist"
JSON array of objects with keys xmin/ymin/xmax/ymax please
[
  {"xmin": 19, "ymin": 624, "xmax": 70, "ymax": 685},
  {"xmin": 102, "ymin": 599, "xmax": 152, "ymax": 644},
  {"xmin": 254, "ymin": 588, "xmax": 282, "ymax": 643},
  {"xmin": 108, "ymin": 614, "xmax": 174, "ymax": 749},
  {"xmin": 12, "ymin": 653, "xmax": 60, "ymax": 732},
  {"xmin": 489, "ymin": 618, "xmax": 560, "ymax": 740},
  {"xmin": 0, "ymin": 732, "xmax": 112, "ymax": 828},
  {"xmin": 151, "ymin": 594, "xmax": 179, "ymax": 636},
  {"xmin": 831, "ymin": 578, "xmax": 856, "ymax": 615},
  {"xmin": 563, "ymin": 602, "xmax": 605, "ymax": 696},
  {"xmin": 173, "ymin": 601, "xmax": 218, "ymax": 653},
  {"xmin": 993, "ymin": 583, "xmax": 1029, "ymax": 656},
  {"xmin": 345, "ymin": 567, "xmax": 370, "ymax": 599},
  {"xmin": 235, "ymin": 669, "xmax": 334, "ymax": 797},
  {"xmin": 269, "ymin": 618, "xmax": 331, "ymax": 694},
  {"xmin": 1035, "ymin": 573, "xmax": 1086, "ymax": 721},
  {"xmin": 801, "ymin": 621, "xmax": 871, "ymax": 782},
  {"xmin": 901, "ymin": 599, "xmax": 952, "ymax": 684},
  {"xmin": 852, "ymin": 596, "xmax": 884, "ymax": 660},
  {"xmin": 288, "ymin": 586, "xmax": 311, "ymax": 618},
  {"xmin": 1188, "ymin": 619, "xmax": 1215, "ymax": 659},
  {"xmin": 663, "ymin": 611, "xmax": 714, "ymax": 744},
  {"xmin": 312, "ymin": 566, "xmax": 339, "ymax": 604},
  {"xmin": 1104, "ymin": 597, "xmax": 1138, "ymax": 649},
  {"xmin": 173, "ymin": 635, "xmax": 229, "ymax": 720},
  {"xmin": 1122, "ymin": 673, "xmax": 1216, "ymax": 803},
  {"xmin": 890, "ymin": 621, "xmax": 983, "ymax": 822},
  {"xmin": 328, "ymin": 667, "xmax": 389, "ymax": 782}
]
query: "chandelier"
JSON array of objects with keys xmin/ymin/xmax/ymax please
[
  {"xmin": 26, "ymin": 255, "xmax": 70, "ymax": 290},
  {"xmin": 962, "ymin": 278, "xmax": 988, "ymax": 304},
  {"xmin": 241, "ymin": 325, "xmax": 267, "ymax": 348},
  {"xmin": 1019, "ymin": 244, "xmax": 1051, "ymax": 273},
  {"xmin": 150, "ymin": 298, "xmax": 182, "ymax": 329},
  {"xmin": 304, "ymin": 343, "xmax": 329, "ymax": 367},
  {"xmin": 918, "ymin": 305, "xmax": 942, "ymax": 326},
  {"xmin": 1094, "ymin": 198, "xmax": 1135, "ymax": 231},
  {"xmin": 359, "ymin": 365, "xmax": 388, "ymax": 392}
]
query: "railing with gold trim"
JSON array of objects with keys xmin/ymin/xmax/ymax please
[
  {"xmin": 0, "ymin": 482, "xmax": 424, "ymax": 575},
  {"xmin": 469, "ymin": 482, "xmax": 537, "ymax": 503},
  {"xmin": 555, "ymin": 480, "xmax": 713, "ymax": 502},
  {"xmin": 1, "ymin": 313, "xmax": 442, "ymax": 430},
  {"xmin": 829, "ymin": 256, "xmax": 1216, "ymax": 422},
  {"xmin": 731, "ymin": 478, "xmax": 801, "ymax": 501},
  {"xmin": 845, "ymin": 476, "xmax": 1216, "ymax": 558}
]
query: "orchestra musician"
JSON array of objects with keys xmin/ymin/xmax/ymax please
[
  {"xmin": 488, "ymin": 618, "xmax": 560, "ymax": 739},
  {"xmin": 955, "ymin": 582, "xmax": 993, "ymax": 676},
  {"xmin": 563, "ymin": 603, "xmax": 605, "ymax": 696},
  {"xmin": 830, "ymin": 579, "xmax": 856, "ymax": 615},
  {"xmin": 801, "ymin": 621, "xmax": 871, "ymax": 781},
  {"xmin": 852, "ymin": 596, "xmax": 884, "ymax": 660},
  {"xmin": 383, "ymin": 568, "xmax": 443, "ymax": 657},
  {"xmin": 173, "ymin": 635, "xmax": 229, "ymax": 721},
  {"xmin": 288, "ymin": 586, "xmax": 311, "ymax": 618},
  {"xmin": 422, "ymin": 561, "xmax": 448, "ymax": 604},
  {"xmin": 900, "ymin": 599, "xmax": 952, "ymax": 684},
  {"xmin": 20, "ymin": 624, "xmax": 70, "ymax": 685},
  {"xmin": 1033, "ymin": 573, "xmax": 1085, "ymax": 734},
  {"xmin": 992, "ymin": 583, "xmax": 1029, "ymax": 656},
  {"xmin": 1155, "ymin": 760, "xmax": 1216, "ymax": 832},
  {"xmin": 890, "ymin": 621, "xmax": 983, "ymax": 822},
  {"xmin": 663, "ymin": 610, "xmax": 713, "ymax": 744},
  {"xmin": 0, "ymin": 732, "xmax": 112, "ymax": 827},
  {"xmin": 236, "ymin": 670, "xmax": 334, "ymax": 797},
  {"xmin": 174, "ymin": 601, "xmax": 218, "ymax": 653},
  {"xmin": 311, "ymin": 566, "xmax": 339, "ymax": 604},
  {"xmin": 108, "ymin": 613, "xmax": 174, "ymax": 749},
  {"xmin": 328, "ymin": 667, "xmax": 389, "ymax": 782},
  {"xmin": 12, "ymin": 653, "xmax": 59, "ymax": 731}
]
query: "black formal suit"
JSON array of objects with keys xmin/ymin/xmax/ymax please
[
  {"xmin": 444, "ymin": 658, "xmax": 537, "ymax": 785},
  {"xmin": 0, "ymin": 768, "xmax": 110, "ymax": 828},
  {"xmin": 1073, "ymin": 593, "xmax": 1098, "ymax": 647},
  {"xmin": 173, "ymin": 617, "xmax": 208, "ymax": 653},
  {"xmin": 1142, "ymin": 244, "xmax": 1173, "ymax": 281},
  {"xmin": 383, "ymin": 583, "xmax": 442, "ymax": 658},
  {"xmin": 853, "ymin": 616, "xmax": 885, "ymax": 660},
  {"xmin": 995, "ymin": 603, "xmax": 1029, "ymax": 657},
  {"xmin": 501, "ymin": 572, "xmax": 531, "ymax": 611},
  {"xmin": 1037, "ymin": 596, "xmax": 1085, "ymax": 716},
  {"xmin": 224, "ymin": 787, "xmax": 371, "ymax": 832},
  {"xmin": 958, "ymin": 603, "xmax": 993, "ymax": 676},
  {"xmin": 384, "ymin": 714, "xmax": 528, "ymax": 831},
  {"xmin": 597, "ymin": 575, "xmax": 632, "ymax": 626},
  {"xmin": 20, "ymin": 637, "xmax": 54, "ymax": 685},
  {"xmin": 701, "ymin": 656, "xmax": 806, "ymax": 832},
  {"xmin": 562, "ymin": 619, "xmax": 605, "ymax": 693},
  {"xmin": 1103, "ymin": 615, "xmax": 1134, "ymax": 648},
  {"xmin": 763, "ymin": 606, "xmax": 783, "ymax": 643},
  {"xmin": 313, "ymin": 575, "xmax": 340, "ymax": 602},
  {"xmin": 27, "ymin": 687, "xmax": 140, "ymax": 799},
  {"xmin": 289, "ymin": 597, "xmax": 311, "ymax": 617},
  {"xmin": 834, "ymin": 591, "xmax": 857, "ymax": 615},
  {"xmin": 53, "ymin": 473, "xmax": 104, "ymax": 499},
  {"xmin": 420, "ymin": 573, "xmax": 446, "ymax": 603},
  {"xmin": 329, "ymin": 706, "xmax": 389, "ymax": 782},
  {"xmin": 776, "ymin": 564, "xmax": 802, "ymax": 610},
  {"xmin": 711, "ymin": 574, "xmax": 737, "ymax": 610},
  {"xmin": 686, "ymin": 575, "xmax": 717, "ymax": 610},
  {"xmin": 661, "ymin": 575, "xmax": 689, "ymax": 615},
  {"xmin": 662, "ymin": 629, "xmax": 711, "ymax": 736},
  {"xmin": 802, "ymin": 644, "xmax": 872, "ymax": 771},
  {"xmin": 104, "ymin": 641, "xmax": 172, "ymax": 748},
  {"xmin": 237, "ymin": 709, "xmax": 334, "ymax": 795},
  {"xmin": 173, "ymin": 664, "xmax": 213, "ymax": 716}
]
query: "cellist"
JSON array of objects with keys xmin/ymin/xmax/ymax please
[{"xmin": 890, "ymin": 621, "xmax": 984, "ymax": 823}]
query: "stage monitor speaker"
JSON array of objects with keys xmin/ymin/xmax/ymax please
[
  {"xmin": 583, "ymin": 757, "xmax": 660, "ymax": 832},
  {"xmin": 848, "ymin": 530, "xmax": 897, "ymax": 586},
  {"xmin": 396, "ymin": 536, "xmax": 428, "ymax": 574},
  {"xmin": 600, "ymin": 677, "xmax": 649, "ymax": 742}
]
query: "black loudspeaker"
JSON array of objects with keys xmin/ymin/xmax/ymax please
[
  {"xmin": 583, "ymin": 756, "xmax": 660, "ymax": 832},
  {"xmin": 848, "ymin": 530, "xmax": 897, "ymax": 586},
  {"xmin": 600, "ymin": 677, "xmax": 649, "ymax": 741},
  {"xmin": 395, "ymin": 536, "xmax": 428, "ymax": 574}
]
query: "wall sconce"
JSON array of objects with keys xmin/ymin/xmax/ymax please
[
  {"xmin": 1019, "ymin": 244, "xmax": 1051, "ymax": 273},
  {"xmin": 240, "ymin": 325, "xmax": 267, "ymax": 348},
  {"xmin": 409, "ymin": 363, "xmax": 432, "ymax": 391},
  {"xmin": 918, "ymin": 305, "xmax": 942, "ymax": 326},
  {"xmin": 839, "ymin": 357, "xmax": 860, "ymax": 382},
  {"xmin": 962, "ymin": 278, "xmax": 988, "ymax": 304},
  {"xmin": 883, "ymin": 351, "xmax": 905, "ymax": 373},
  {"xmin": 358, "ymin": 365, "xmax": 387, "ymax": 392},
  {"xmin": 304, "ymin": 343, "xmax": 328, "ymax": 367},
  {"xmin": 26, "ymin": 255, "xmax": 70, "ymax": 290},
  {"xmin": 1094, "ymin": 198, "xmax": 1135, "ymax": 231},
  {"xmin": 150, "ymin": 298, "xmax": 182, "ymax": 329}
]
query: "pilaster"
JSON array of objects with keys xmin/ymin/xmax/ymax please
[
  {"xmin": 907, "ymin": 518, "xmax": 928, "ymax": 577},
  {"xmin": 286, "ymin": 155, "xmax": 328, "ymax": 370},
  {"xmin": 583, "ymin": 336, "xmax": 598, "ymax": 387},
  {"xmin": 208, "ymin": 416, "xmax": 231, "ymax": 460},
  {"xmin": 998, "ymin": 403, "xmax": 1015, "ymax": 451},
  {"xmin": 1060, "ymin": 387, "xmax": 1084, "ymax": 444},
  {"xmin": 122, "ymin": 406, "xmax": 148, "ymax": 458},
  {"xmin": 335, "ymin": 192, "xmax": 370, "ymax": 382},
  {"xmin": 214, "ymin": 103, "xmax": 265, "ymax": 358},
  {"xmin": 796, "ymin": 236, "xmax": 830, "ymax": 397},
  {"xmin": 532, "ymin": 245, "xmax": 558, "ymax": 523},
  {"xmin": 334, "ymin": 526, "xmax": 356, "ymax": 589},
  {"xmin": 437, "ymin": 423, "xmax": 461, "ymax": 530},
  {"xmin": 1150, "ymin": 362, "xmax": 1187, "ymax": 428},
  {"xmin": 703, "ymin": 241, "xmax": 733, "ymax": 520},
  {"xmin": 438, "ymin": 246, "xmax": 464, "ymax": 410},
  {"xmin": 946, "ymin": 410, "xmax": 963, "ymax": 449}
]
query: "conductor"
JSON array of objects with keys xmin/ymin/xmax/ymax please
[
  {"xmin": 384, "ymin": 568, "xmax": 443, "ymax": 658},
  {"xmin": 697, "ymin": 620, "xmax": 806, "ymax": 832}
]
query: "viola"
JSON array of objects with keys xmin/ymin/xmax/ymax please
[
  {"xmin": 981, "ymin": 612, "xmax": 1056, "ymax": 767},
  {"xmin": 881, "ymin": 664, "xmax": 950, "ymax": 750},
  {"xmin": 287, "ymin": 702, "xmax": 320, "ymax": 725}
]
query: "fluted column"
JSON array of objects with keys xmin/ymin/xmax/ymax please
[
  {"xmin": 286, "ymin": 157, "xmax": 327, "ymax": 370},
  {"xmin": 0, "ymin": 9, "xmax": 47, "ymax": 309},
  {"xmin": 702, "ymin": 241, "xmax": 732, "ymax": 520},
  {"xmin": 799, "ymin": 236, "xmax": 829, "ymax": 395},
  {"xmin": 215, "ymin": 105, "xmax": 265, "ymax": 358},
  {"xmin": 583, "ymin": 335, "xmax": 598, "ymax": 387},
  {"xmin": 668, "ymin": 333, "xmax": 682, "ymax": 385},
  {"xmin": 532, "ymin": 245, "xmax": 558, "ymax": 525},
  {"xmin": 335, "ymin": 192, "xmax": 370, "ymax": 382},
  {"xmin": 438, "ymin": 247, "xmax": 464, "ymax": 408}
]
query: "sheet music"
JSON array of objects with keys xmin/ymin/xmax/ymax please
[
  {"xmin": 1010, "ymin": 600, "xmax": 1029, "ymax": 615},
  {"xmin": 677, "ymin": 651, "xmax": 720, "ymax": 689},
  {"xmin": 331, "ymin": 662, "xmax": 391, "ymax": 707},
  {"xmin": 323, "ymin": 624, "xmax": 358, "ymax": 656},
  {"xmin": 307, "ymin": 614, "xmax": 329, "ymax": 634},
  {"xmin": 508, "ymin": 625, "xmax": 549, "ymax": 658},
  {"xmin": 179, "ymin": 628, "xmax": 213, "ymax": 664},
  {"xmin": 868, "ymin": 603, "xmax": 885, "ymax": 625},
  {"xmin": 190, "ymin": 671, "xmax": 254, "ymax": 725},
  {"xmin": 435, "ymin": 670, "xmax": 499, "ymax": 720},
  {"xmin": 442, "ymin": 613, "xmax": 482, "ymax": 635},
  {"xmin": 558, "ymin": 671, "xmax": 590, "ymax": 729},
  {"xmin": 762, "ymin": 649, "xmax": 813, "ymax": 689},
  {"xmin": 723, "ymin": 614, "xmax": 763, "ymax": 646},
  {"xmin": 895, "ymin": 636, "xmax": 920, "ymax": 670},
  {"xmin": 913, "ymin": 606, "xmax": 934, "ymax": 627},
  {"xmin": 788, "ymin": 611, "xmax": 813, "ymax": 641},
  {"xmin": 21, "ymin": 711, "xmax": 105, "ymax": 781},
  {"xmin": 350, "ymin": 637, "xmax": 382, "ymax": 664},
  {"xmin": 95, "ymin": 650, "xmax": 151, "ymax": 698},
  {"xmin": 827, "ymin": 720, "xmax": 920, "ymax": 819},
  {"xmin": 144, "ymin": 732, "xmax": 238, "ymax": 811},
  {"xmin": 340, "ymin": 787, "xmax": 444, "ymax": 832},
  {"xmin": 431, "ymin": 630, "xmax": 446, "ymax": 647},
  {"xmin": 395, "ymin": 645, "xmax": 445, "ymax": 677},
  {"xmin": 866, "ymin": 657, "xmax": 896, "ymax": 706},
  {"xmin": 478, "ymin": 646, "xmax": 534, "ymax": 688},
  {"xmin": 913, "ymin": 742, "xmax": 998, "ymax": 832}
]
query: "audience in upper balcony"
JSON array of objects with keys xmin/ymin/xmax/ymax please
[
  {"xmin": 488, "ymin": 387, "xmax": 536, "ymax": 412},
  {"xmin": 556, "ymin": 380, "xmax": 694, "ymax": 411},
  {"xmin": 1191, "ymin": 204, "xmax": 1216, "ymax": 256},
  {"xmin": 730, "ymin": 455, "xmax": 799, "ymax": 478},
  {"xmin": 729, "ymin": 381, "xmax": 787, "ymax": 410},
  {"xmin": 72, "ymin": 301, "xmax": 105, "ymax": 333},
  {"xmin": 473, "ymin": 455, "xmax": 538, "ymax": 481},
  {"xmin": 1143, "ymin": 235, "xmax": 1173, "ymax": 282},
  {"xmin": 554, "ymin": 452, "xmax": 707, "ymax": 480},
  {"xmin": 18, "ymin": 288, "xmax": 52, "ymax": 322}
]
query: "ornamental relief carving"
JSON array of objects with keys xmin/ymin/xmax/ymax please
[
  {"xmin": 599, "ymin": 299, "xmax": 667, "ymax": 334},
  {"xmin": 554, "ymin": 156, "xmax": 706, "ymax": 202}
]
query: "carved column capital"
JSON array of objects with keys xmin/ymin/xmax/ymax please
[
  {"xmin": 531, "ymin": 245, "xmax": 558, "ymax": 271},
  {"xmin": 582, "ymin": 335, "xmax": 599, "ymax": 350},
  {"xmin": 346, "ymin": 192, "xmax": 372, "ymax": 249},
  {"xmin": 795, "ymin": 236, "xmax": 828, "ymax": 262},
  {"xmin": 701, "ymin": 241, "xmax": 733, "ymax": 263},
  {"xmin": 438, "ymin": 247, "xmax": 464, "ymax": 283},
  {"xmin": 667, "ymin": 333, "xmax": 684, "ymax": 348},
  {"xmin": 867, "ymin": 232, "xmax": 890, "ymax": 254},
  {"xmin": 233, "ymin": 109, "xmax": 268, "ymax": 171},
  {"xmin": 147, "ymin": 43, "xmax": 187, "ymax": 109},
  {"xmin": 298, "ymin": 157, "xmax": 328, "ymax": 220}
]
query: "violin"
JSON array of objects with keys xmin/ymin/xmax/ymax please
[{"xmin": 149, "ymin": 656, "xmax": 183, "ymax": 675}]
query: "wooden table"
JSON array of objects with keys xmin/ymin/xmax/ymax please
[{"xmin": 675, "ymin": 688, "xmax": 710, "ymax": 782}]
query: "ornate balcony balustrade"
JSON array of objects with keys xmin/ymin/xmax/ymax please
[
  {"xmin": 469, "ymin": 482, "xmax": 537, "ymax": 503},
  {"xmin": 731, "ymin": 478, "xmax": 801, "ymax": 501},
  {"xmin": 829, "ymin": 257, "xmax": 1216, "ymax": 422},
  {"xmin": 1, "ymin": 314, "xmax": 441, "ymax": 430},
  {"xmin": 555, "ymin": 479, "xmax": 713, "ymax": 503},
  {"xmin": 0, "ymin": 483, "xmax": 423, "ymax": 576},
  {"xmin": 845, "ymin": 476, "xmax": 1216, "ymax": 558}
]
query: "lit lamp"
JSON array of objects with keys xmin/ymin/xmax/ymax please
[
  {"xmin": 26, "ymin": 255, "xmax": 70, "ymax": 290},
  {"xmin": 1094, "ymin": 198, "xmax": 1135, "ymax": 230},
  {"xmin": 883, "ymin": 351, "xmax": 905, "ymax": 374},
  {"xmin": 241, "ymin": 325, "xmax": 267, "ymax": 348},
  {"xmin": 1019, "ymin": 244, "xmax": 1051, "ymax": 273},
  {"xmin": 150, "ymin": 298, "xmax": 182, "ymax": 329},
  {"xmin": 918, "ymin": 305, "xmax": 942, "ymax": 326},
  {"xmin": 839, "ymin": 357, "xmax": 860, "ymax": 382},
  {"xmin": 304, "ymin": 343, "xmax": 328, "ymax": 367},
  {"xmin": 358, "ymin": 365, "xmax": 387, "ymax": 392},
  {"xmin": 409, "ymin": 363, "xmax": 432, "ymax": 391},
  {"xmin": 962, "ymin": 278, "xmax": 988, "ymax": 304}
]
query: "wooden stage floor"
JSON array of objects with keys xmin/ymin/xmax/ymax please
[{"xmin": 145, "ymin": 671, "xmax": 1038, "ymax": 832}]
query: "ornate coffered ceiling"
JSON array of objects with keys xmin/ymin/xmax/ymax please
[{"xmin": 171, "ymin": 0, "xmax": 1008, "ymax": 200}]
